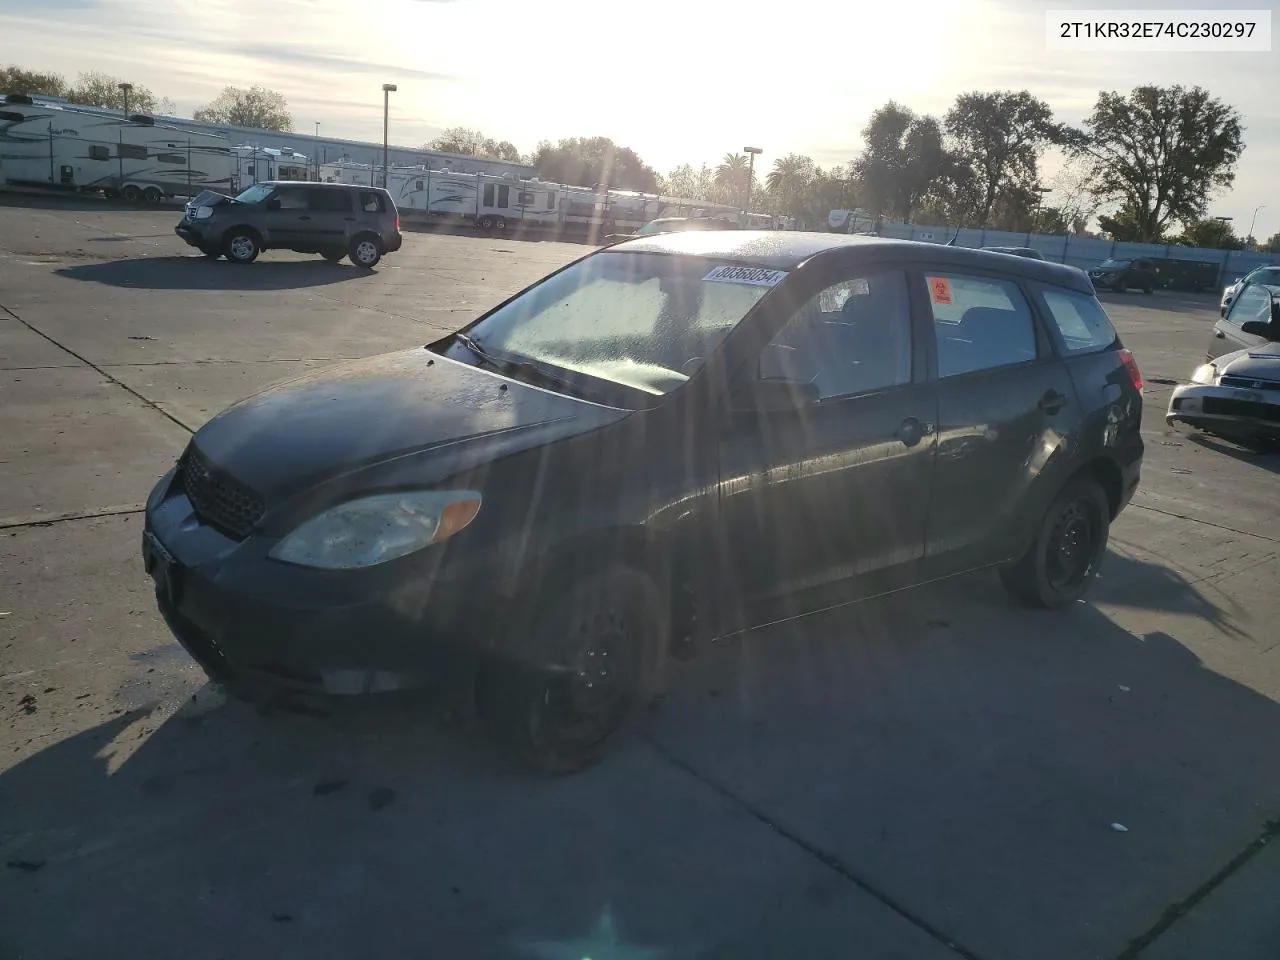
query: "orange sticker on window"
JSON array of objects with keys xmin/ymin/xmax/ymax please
[{"xmin": 928, "ymin": 276, "xmax": 953, "ymax": 306}]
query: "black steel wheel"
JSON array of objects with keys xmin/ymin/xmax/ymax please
[
  {"xmin": 1000, "ymin": 475, "xmax": 1110, "ymax": 609},
  {"xmin": 478, "ymin": 567, "xmax": 665, "ymax": 774}
]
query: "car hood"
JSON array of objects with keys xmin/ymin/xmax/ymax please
[
  {"xmin": 189, "ymin": 348, "xmax": 630, "ymax": 504},
  {"xmin": 1215, "ymin": 342, "xmax": 1280, "ymax": 379}
]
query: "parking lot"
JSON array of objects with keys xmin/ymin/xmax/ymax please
[{"xmin": 2, "ymin": 195, "xmax": 1279, "ymax": 960}]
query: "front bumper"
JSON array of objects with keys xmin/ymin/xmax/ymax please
[
  {"xmin": 1166, "ymin": 382, "xmax": 1280, "ymax": 439},
  {"xmin": 175, "ymin": 222, "xmax": 213, "ymax": 248},
  {"xmin": 141, "ymin": 472, "xmax": 509, "ymax": 700}
]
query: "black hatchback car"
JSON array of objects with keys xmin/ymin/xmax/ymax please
[
  {"xmin": 142, "ymin": 234, "xmax": 1145, "ymax": 772},
  {"xmin": 1088, "ymin": 257, "xmax": 1157, "ymax": 294}
]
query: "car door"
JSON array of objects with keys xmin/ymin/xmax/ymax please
[
  {"xmin": 918, "ymin": 266, "xmax": 1082, "ymax": 576},
  {"xmin": 1211, "ymin": 282, "xmax": 1274, "ymax": 361},
  {"xmin": 713, "ymin": 264, "xmax": 938, "ymax": 627},
  {"xmin": 304, "ymin": 187, "xmax": 354, "ymax": 248},
  {"xmin": 259, "ymin": 186, "xmax": 310, "ymax": 247}
]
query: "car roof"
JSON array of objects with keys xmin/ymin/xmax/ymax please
[
  {"xmin": 608, "ymin": 230, "xmax": 1094, "ymax": 293},
  {"xmin": 260, "ymin": 181, "xmax": 385, "ymax": 191}
]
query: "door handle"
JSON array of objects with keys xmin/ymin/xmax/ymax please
[
  {"xmin": 343, "ymin": 217, "xmax": 356, "ymax": 222},
  {"xmin": 896, "ymin": 417, "xmax": 934, "ymax": 448},
  {"xmin": 1214, "ymin": 330, "xmax": 1226, "ymax": 338},
  {"xmin": 1038, "ymin": 389, "xmax": 1068, "ymax": 415},
  {"xmin": 297, "ymin": 215, "xmax": 311, "ymax": 220}
]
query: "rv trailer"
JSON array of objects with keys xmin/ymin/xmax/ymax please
[{"xmin": 0, "ymin": 94, "xmax": 233, "ymax": 201}]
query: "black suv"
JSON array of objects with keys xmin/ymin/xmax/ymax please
[
  {"xmin": 176, "ymin": 181, "xmax": 403, "ymax": 268},
  {"xmin": 1088, "ymin": 257, "xmax": 1157, "ymax": 294}
]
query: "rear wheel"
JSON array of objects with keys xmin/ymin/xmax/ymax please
[
  {"xmin": 348, "ymin": 235, "xmax": 381, "ymax": 269},
  {"xmin": 121, "ymin": 184, "xmax": 142, "ymax": 203},
  {"xmin": 142, "ymin": 186, "xmax": 163, "ymax": 204},
  {"xmin": 1000, "ymin": 475, "xmax": 1111, "ymax": 609},
  {"xmin": 477, "ymin": 567, "xmax": 665, "ymax": 774},
  {"xmin": 495, "ymin": 216, "xmax": 508, "ymax": 232},
  {"xmin": 478, "ymin": 215, "xmax": 494, "ymax": 230},
  {"xmin": 224, "ymin": 231, "xmax": 261, "ymax": 264}
]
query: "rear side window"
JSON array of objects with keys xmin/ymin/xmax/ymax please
[
  {"xmin": 358, "ymin": 191, "xmax": 386, "ymax": 213},
  {"xmin": 306, "ymin": 188, "xmax": 351, "ymax": 212},
  {"xmin": 1039, "ymin": 288, "xmax": 1118, "ymax": 354},
  {"xmin": 924, "ymin": 272, "xmax": 1038, "ymax": 377}
]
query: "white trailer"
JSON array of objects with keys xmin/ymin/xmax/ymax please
[
  {"xmin": 0, "ymin": 94, "xmax": 233, "ymax": 201},
  {"xmin": 232, "ymin": 145, "xmax": 311, "ymax": 190},
  {"xmin": 386, "ymin": 169, "xmax": 562, "ymax": 231}
]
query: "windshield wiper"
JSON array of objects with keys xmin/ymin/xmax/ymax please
[{"xmin": 453, "ymin": 333, "xmax": 579, "ymax": 392}]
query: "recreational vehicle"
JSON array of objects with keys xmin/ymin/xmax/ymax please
[
  {"xmin": 386, "ymin": 168, "xmax": 562, "ymax": 231},
  {"xmin": 232, "ymin": 145, "xmax": 311, "ymax": 189},
  {"xmin": 0, "ymin": 94, "xmax": 233, "ymax": 201}
]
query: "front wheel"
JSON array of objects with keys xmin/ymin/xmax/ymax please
[
  {"xmin": 348, "ymin": 236, "xmax": 381, "ymax": 269},
  {"xmin": 224, "ymin": 231, "xmax": 261, "ymax": 264},
  {"xmin": 477, "ymin": 215, "xmax": 494, "ymax": 230},
  {"xmin": 1000, "ymin": 475, "xmax": 1111, "ymax": 609},
  {"xmin": 121, "ymin": 184, "xmax": 142, "ymax": 203},
  {"xmin": 477, "ymin": 567, "xmax": 665, "ymax": 774}
]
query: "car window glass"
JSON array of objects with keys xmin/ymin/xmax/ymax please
[
  {"xmin": 757, "ymin": 270, "xmax": 912, "ymax": 400},
  {"xmin": 274, "ymin": 189, "xmax": 308, "ymax": 210},
  {"xmin": 1040, "ymin": 289, "xmax": 1118, "ymax": 354},
  {"xmin": 925, "ymin": 272, "xmax": 1037, "ymax": 377},
  {"xmin": 1226, "ymin": 284, "xmax": 1273, "ymax": 327},
  {"xmin": 306, "ymin": 189, "xmax": 350, "ymax": 213}
]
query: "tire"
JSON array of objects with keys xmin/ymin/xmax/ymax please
[
  {"xmin": 1143, "ymin": 283, "xmax": 1154, "ymax": 295},
  {"xmin": 495, "ymin": 216, "xmax": 507, "ymax": 231},
  {"xmin": 321, "ymin": 250, "xmax": 346, "ymax": 263},
  {"xmin": 348, "ymin": 235, "xmax": 381, "ymax": 269},
  {"xmin": 121, "ymin": 184, "xmax": 142, "ymax": 203},
  {"xmin": 142, "ymin": 186, "xmax": 162, "ymax": 204},
  {"xmin": 1000, "ymin": 475, "xmax": 1111, "ymax": 609},
  {"xmin": 224, "ymin": 230, "xmax": 261, "ymax": 264},
  {"xmin": 478, "ymin": 215, "xmax": 494, "ymax": 230},
  {"xmin": 477, "ymin": 567, "xmax": 666, "ymax": 775}
]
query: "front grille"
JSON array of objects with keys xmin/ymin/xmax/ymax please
[
  {"xmin": 178, "ymin": 444, "xmax": 265, "ymax": 540},
  {"xmin": 1220, "ymin": 375, "xmax": 1280, "ymax": 392},
  {"xmin": 1202, "ymin": 397, "xmax": 1280, "ymax": 422}
]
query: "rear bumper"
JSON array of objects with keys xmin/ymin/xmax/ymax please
[{"xmin": 384, "ymin": 232, "xmax": 402, "ymax": 253}]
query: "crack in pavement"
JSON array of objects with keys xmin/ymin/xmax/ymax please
[
  {"xmin": 0, "ymin": 302, "xmax": 192, "ymax": 436},
  {"xmin": 3, "ymin": 358, "xmax": 359, "ymax": 371},
  {"xmin": 1131, "ymin": 501, "xmax": 1279, "ymax": 545},
  {"xmin": 0, "ymin": 505, "xmax": 144, "ymax": 531},
  {"xmin": 642, "ymin": 735, "xmax": 986, "ymax": 960}
]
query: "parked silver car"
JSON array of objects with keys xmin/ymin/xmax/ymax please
[{"xmin": 1168, "ymin": 282, "xmax": 1280, "ymax": 449}]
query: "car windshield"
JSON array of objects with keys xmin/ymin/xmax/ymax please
[
  {"xmin": 233, "ymin": 183, "xmax": 274, "ymax": 204},
  {"xmin": 459, "ymin": 251, "xmax": 782, "ymax": 397},
  {"xmin": 1098, "ymin": 258, "xmax": 1130, "ymax": 268}
]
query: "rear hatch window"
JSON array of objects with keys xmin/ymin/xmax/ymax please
[{"xmin": 1039, "ymin": 288, "xmax": 1119, "ymax": 354}]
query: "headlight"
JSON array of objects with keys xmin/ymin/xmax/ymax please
[
  {"xmin": 1190, "ymin": 363, "xmax": 1218, "ymax": 385},
  {"xmin": 194, "ymin": 205, "xmax": 214, "ymax": 220},
  {"xmin": 269, "ymin": 490, "xmax": 481, "ymax": 570}
]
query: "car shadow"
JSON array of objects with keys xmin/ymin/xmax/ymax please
[
  {"xmin": 1184, "ymin": 432, "xmax": 1280, "ymax": 473},
  {"xmin": 2, "ymin": 558, "xmax": 1278, "ymax": 960},
  {"xmin": 54, "ymin": 256, "xmax": 371, "ymax": 291}
]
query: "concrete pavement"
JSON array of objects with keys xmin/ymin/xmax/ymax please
[{"xmin": 2, "ymin": 197, "xmax": 1278, "ymax": 959}]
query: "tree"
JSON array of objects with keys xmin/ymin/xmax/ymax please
[
  {"xmin": 714, "ymin": 153, "xmax": 750, "ymax": 205},
  {"xmin": 1045, "ymin": 159, "xmax": 1103, "ymax": 234},
  {"xmin": 1069, "ymin": 84, "xmax": 1244, "ymax": 243},
  {"xmin": 1261, "ymin": 232, "xmax": 1280, "ymax": 253},
  {"xmin": 194, "ymin": 85, "xmax": 293, "ymax": 131},
  {"xmin": 765, "ymin": 154, "xmax": 817, "ymax": 220},
  {"xmin": 853, "ymin": 102, "xmax": 950, "ymax": 221},
  {"xmin": 944, "ymin": 90, "xmax": 1061, "ymax": 227},
  {"xmin": 426, "ymin": 127, "xmax": 522, "ymax": 162},
  {"xmin": 0, "ymin": 64, "xmax": 67, "ymax": 98},
  {"xmin": 1096, "ymin": 205, "xmax": 1146, "ymax": 242},
  {"xmin": 531, "ymin": 137, "xmax": 658, "ymax": 192},
  {"xmin": 660, "ymin": 163, "xmax": 718, "ymax": 201},
  {"xmin": 64, "ymin": 71, "xmax": 171, "ymax": 114},
  {"xmin": 1174, "ymin": 218, "xmax": 1243, "ymax": 250}
]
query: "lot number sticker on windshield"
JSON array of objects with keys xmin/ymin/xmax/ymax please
[
  {"xmin": 703, "ymin": 265, "xmax": 789, "ymax": 287},
  {"xmin": 927, "ymin": 276, "xmax": 953, "ymax": 306}
]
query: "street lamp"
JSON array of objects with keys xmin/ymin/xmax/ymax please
[
  {"xmin": 742, "ymin": 146, "xmax": 762, "ymax": 220},
  {"xmin": 381, "ymin": 83, "xmax": 397, "ymax": 188},
  {"xmin": 315, "ymin": 122, "xmax": 320, "ymax": 137},
  {"xmin": 1247, "ymin": 204, "xmax": 1266, "ymax": 248},
  {"xmin": 118, "ymin": 82, "xmax": 133, "ymax": 117}
]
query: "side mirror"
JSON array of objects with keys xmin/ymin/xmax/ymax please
[{"xmin": 731, "ymin": 377, "xmax": 819, "ymax": 412}]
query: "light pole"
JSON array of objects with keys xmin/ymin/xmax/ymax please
[
  {"xmin": 118, "ymin": 82, "xmax": 133, "ymax": 117},
  {"xmin": 1247, "ymin": 204, "xmax": 1265, "ymax": 248},
  {"xmin": 742, "ymin": 146, "xmax": 762, "ymax": 221},
  {"xmin": 381, "ymin": 84, "xmax": 397, "ymax": 188}
]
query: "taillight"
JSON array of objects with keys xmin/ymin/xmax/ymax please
[
  {"xmin": 395, "ymin": 214, "xmax": 401, "ymax": 232},
  {"xmin": 1119, "ymin": 348, "xmax": 1143, "ymax": 393}
]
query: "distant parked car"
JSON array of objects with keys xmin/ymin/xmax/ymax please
[
  {"xmin": 1220, "ymin": 265, "xmax": 1280, "ymax": 317},
  {"xmin": 1167, "ymin": 282, "xmax": 1280, "ymax": 449},
  {"xmin": 982, "ymin": 246, "xmax": 1045, "ymax": 260},
  {"xmin": 1153, "ymin": 258, "xmax": 1218, "ymax": 292},
  {"xmin": 175, "ymin": 181, "xmax": 402, "ymax": 268},
  {"xmin": 1088, "ymin": 257, "xmax": 1157, "ymax": 294}
]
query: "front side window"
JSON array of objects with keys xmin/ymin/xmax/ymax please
[
  {"xmin": 234, "ymin": 183, "xmax": 273, "ymax": 204},
  {"xmin": 1039, "ymin": 288, "xmax": 1118, "ymax": 354},
  {"xmin": 461, "ymin": 252, "xmax": 783, "ymax": 396},
  {"xmin": 926, "ymin": 272, "xmax": 1038, "ymax": 377},
  {"xmin": 756, "ymin": 270, "xmax": 912, "ymax": 400},
  {"xmin": 273, "ymin": 188, "xmax": 308, "ymax": 210}
]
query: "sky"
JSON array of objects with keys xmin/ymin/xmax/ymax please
[{"xmin": 4, "ymin": 0, "xmax": 1278, "ymax": 238}]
